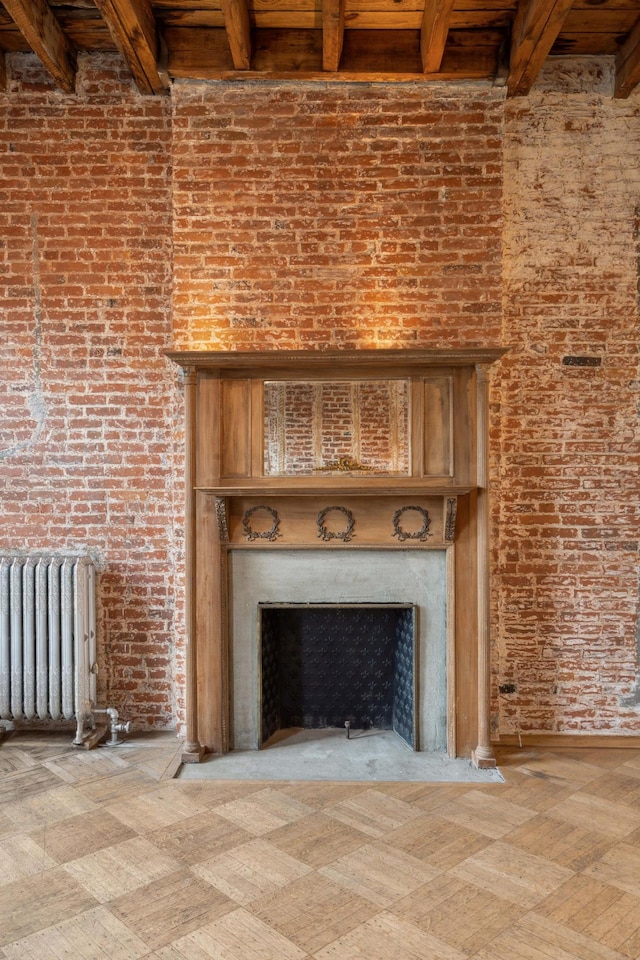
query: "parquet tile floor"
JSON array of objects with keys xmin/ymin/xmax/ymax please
[{"xmin": 1, "ymin": 731, "xmax": 640, "ymax": 959}]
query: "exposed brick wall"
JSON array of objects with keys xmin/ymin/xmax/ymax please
[
  {"xmin": 171, "ymin": 82, "xmax": 504, "ymax": 349},
  {"xmin": 1, "ymin": 58, "xmax": 638, "ymax": 738},
  {"xmin": 0, "ymin": 54, "xmax": 178, "ymax": 728},
  {"xmin": 498, "ymin": 80, "xmax": 640, "ymax": 733}
]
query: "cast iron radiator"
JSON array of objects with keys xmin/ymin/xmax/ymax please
[{"xmin": 0, "ymin": 555, "xmax": 97, "ymax": 745}]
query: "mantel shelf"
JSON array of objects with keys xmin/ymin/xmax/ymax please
[{"xmin": 197, "ymin": 481, "xmax": 474, "ymax": 497}]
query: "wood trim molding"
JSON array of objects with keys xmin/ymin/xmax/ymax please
[
  {"xmin": 495, "ymin": 733, "xmax": 640, "ymax": 750},
  {"xmin": 181, "ymin": 369, "xmax": 204, "ymax": 762}
]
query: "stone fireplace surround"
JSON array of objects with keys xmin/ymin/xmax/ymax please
[{"xmin": 168, "ymin": 349, "xmax": 506, "ymax": 768}]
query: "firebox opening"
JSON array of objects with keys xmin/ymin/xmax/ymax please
[{"xmin": 259, "ymin": 603, "xmax": 417, "ymax": 750}]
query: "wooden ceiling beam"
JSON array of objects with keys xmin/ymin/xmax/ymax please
[
  {"xmin": 507, "ymin": 0, "xmax": 574, "ymax": 97},
  {"xmin": 220, "ymin": 0, "xmax": 252, "ymax": 70},
  {"xmin": 420, "ymin": 0, "xmax": 455, "ymax": 74},
  {"xmin": 614, "ymin": 15, "xmax": 640, "ymax": 98},
  {"xmin": 2, "ymin": 0, "xmax": 76, "ymax": 93},
  {"xmin": 323, "ymin": 0, "xmax": 345, "ymax": 72},
  {"xmin": 92, "ymin": 0, "xmax": 167, "ymax": 94}
]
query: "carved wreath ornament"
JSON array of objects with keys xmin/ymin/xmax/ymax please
[
  {"xmin": 317, "ymin": 506, "xmax": 356, "ymax": 543},
  {"xmin": 242, "ymin": 505, "xmax": 281, "ymax": 542},
  {"xmin": 392, "ymin": 505, "xmax": 431, "ymax": 542}
]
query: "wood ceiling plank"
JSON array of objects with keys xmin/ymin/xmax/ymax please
[
  {"xmin": 92, "ymin": 0, "xmax": 167, "ymax": 93},
  {"xmin": 166, "ymin": 24, "xmax": 497, "ymax": 78},
  {"xmin": 507, "ymin": 0, "xmax": 575, "ymax": 96},
  {"xmin": 156, "ymin": 10, "xmax": 227, "ymax": 26},
  {"xmin": 551, "ymin": 32, "xmax": 624, "ymax": 54},
  {"xmin": 614, "ymin": 13, "xmax": 640, "ymax": 96},
  {"xmin": 561, "ymin": 9, "xmax": 640, "ymax": 31},
  {"xmin": 421, "ymin": 0, "xmax": 456, "ymax": 72},
  {"xmin": 323, "ymin": 0, "xmax": 345, "ymax": 69},
  {"xmin": 2, "ymin": 0, "xmax": 77, "ymax": 91},
  {"xmin": 220, "ymin": 0, "xmax": 252, "ymax": 67}
]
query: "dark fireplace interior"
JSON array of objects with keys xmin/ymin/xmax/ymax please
[{"xmin": 259, "ymin": 603, "xmax": 416, "ymax": 748}]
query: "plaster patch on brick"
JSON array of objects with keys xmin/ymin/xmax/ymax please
[
  {"xmin": 0, "ymin": 214, "xmax": 47, "ymax": 461},
  {"xmin": 531, "ymin": 57, "xmax": 615, "ymax": 96}
]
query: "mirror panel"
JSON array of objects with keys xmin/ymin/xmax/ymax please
[{"xmin": 264, "ymin": 380, "xmax": 410, "ymax": 476}]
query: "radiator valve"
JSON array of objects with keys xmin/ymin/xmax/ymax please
[{"xmin": 92, "ymin": 707, "xmax": 131, "ymax": 746}]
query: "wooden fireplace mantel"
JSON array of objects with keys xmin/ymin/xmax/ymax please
[{"xmin": 168, "ymin": 348, "xmax": 507, "ymax": 767}]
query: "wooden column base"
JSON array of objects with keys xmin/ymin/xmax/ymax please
[
  {"xmin": 181, "ymin": 741, "xmax": 205, "ymax": 763},
  {"xmin": 472, "ymin": 746, "xmax": 497, "ymax": 769}
]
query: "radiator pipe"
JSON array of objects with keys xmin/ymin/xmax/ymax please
[{"xmin": 91, "ymin": 707, "xmax": 131, "ymax": 746}]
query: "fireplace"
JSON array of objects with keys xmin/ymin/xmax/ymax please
[
  {"xmin": 168, "ymin": 349, "xmax": 506, "ymax": 767},
  {"xmin": 259, "ymin": 603, "xmax": 417, "ymax": 747}
]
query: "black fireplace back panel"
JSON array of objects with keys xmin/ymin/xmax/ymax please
[{"xmin": 260, "ymin": 605, "xmax": 415, "ymax": 747}]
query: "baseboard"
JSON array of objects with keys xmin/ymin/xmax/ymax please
[{"xmin": 493, "ymin": 733, "xmax": 640, "ymax": 750}]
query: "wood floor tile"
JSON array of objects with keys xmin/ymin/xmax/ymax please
[
  {"xmin": 192, "ymin": 837, "xmax": 312, "ymax": 904},
  {"xmin": 105, "ymin": 784, "xmax": 207, "ymax": 833},
  {"xmin": 504, "ymin": 814, "xmax": 615, "ymax": 870},
  {"xmin": 63, "ymin": 835, "xmax": 181, "ymax": 902},
  {"xmin": 474, "ymin": 912, "xmax": 628, "ymax": 960},
  {"xmin": 0, "ymin": 808, "xmax": 20, "ymax": 842},
  {"xmin": 213, "ymin": 787, "xmax": 314, "ymax": 836},
  {"xmin": 511, "ymin": 753, "xmax": 607, "ymax": 786},
  {"xmin": 42, "ymin": 749, "xmax": 130, "ymax": 784},
  {"xmin": 108, "ymin": 868, "xmax": 235, "ymax": 950},
  {"xmin": 579, "ymin": 771, "xmax": 640, "ymax": 807},
  {"xmin": 535, "ymin": 875, "xmax": 640, "ymax": 959},
  {"xmin": 2, "ymin": 784, "xmax": 97, "ymax": 831},
  {"xmin": 0, "ymin": 834, "xmax": 56, "ymax": 885},
  {"xmin": 319, "ymin": 841, "xmax": 440, "ymax": 907},
  {"xmin": 482, "ymin": 772, "xmax": 576, "ymax": 813},
  {"xmin": 154, "ymin": 906, "xmax": 307, "ymax": 959},
  {"xmin": 391, "ymin": 873, "xmax": 525, "ymax": 953},
  {"xmin": 75, "ymin": 767, "xmax": 161, "ymax": 805},
  {"xmin": 29, "ymin": 809, "xmax": 138, "ymax": 864},
  {"xmin": 0, "ymin": 746, "xmax": 40, "ymax": 775},
  {"xmin": 2, "ymin": 905, "xmax": 149, "ymax": 960},
  {"xmin": 393, "ymin": 783, "xmax": 475, "ymax": 815},
  {"xmin": 544, "ymin": 792, "xmax": 640, "ymax": 839},
  {"xmin": 390, "ymin": 813, "xmax": 491, "ymax": 869},
  {"xmin": 313, "ymin": 910, "xmax": 469, "ymax": 960},
  {"xmin": 150, "ymin": 811, "xmax": 253, "ymax": 865},
  {"xmin": 584, "ymin": 843, "xmax": 640, "ymax": 897},
  {"xmin": 0, "ymin": 869, "xmax": 98, "ymax": 945},
  {"xmin": 437, "ymin": 788, "xmax": 536, "ymax": 838},
  {"xmin": 249, "ymin": 869, "xmax": 376, "ymax": 953},
  {"xmin": 0, "ymin": 765, "xmax": 66, "ymax": 804},
  {"xmin": 170, "ymin": 779, "xmax": 271, "ymax": 807},
  {"xmin": 267, "ymin": 811, "xmax": 368, "ymax": 867},
  {"xmin": 449, "ymin": 839, "xmax": 574, "ymax": 908},
  {"xmin": 3, "ymin": 734, "xmax": 640, "ymax": 960},
  {"xmin": 276, "ymin": 780, "xmax": 369, "ymax": 809},
  {"xmin": 618, "ymin": 754, "xmax": 640, "ymax": 780},
  {"xmin": 323, "ymin": 788, "xmax": 422, "ymax": 839}
]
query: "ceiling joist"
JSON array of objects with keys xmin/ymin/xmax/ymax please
[
  {"xmin": 420, "ymin": 0, "xmax": 455, "ymax": 74},
  {"xmin": 322, "ymin": 0, "xmax": 345, "ymax": 71},
  {"xmin": 615, "ymin": 15, "xmax": 640, "ymax": 98},
  {"xmin": 220, "ymin": 0, "xmax": 252, "ymax": 70},
  {"xmin": 92, "ymin": 0, "xmax": 167, "ymax": 94},
  {"xmin": 507, "ymin": 0, "xmax": 574, "ymax": 96},
  {"xmin": 2, "ymin": 0, "xmax": 76, "ymax": 93}
]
